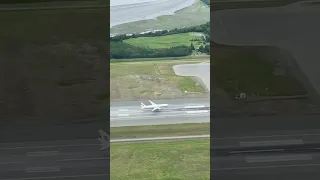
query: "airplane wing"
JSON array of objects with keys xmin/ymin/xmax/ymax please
[
  {"xmin": 98, "ymin": 138, "xmax": 109, "ymax": 151},
  {"xmin": 152, "ymin": 107, "xmax": 160, "ymax": 112},
  {"xmin": 148, "ymin": 100, "xmax": 157, "ymax": 105}
]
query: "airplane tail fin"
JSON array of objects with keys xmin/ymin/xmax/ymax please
[{"xmin": 141, "ymin": 102, "xmax": 146, "ymax": 109}]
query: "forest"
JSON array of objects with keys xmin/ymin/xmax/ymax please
[{"xmin": 110, "ymin": 22, "xmax": 210, "ymax": 59}]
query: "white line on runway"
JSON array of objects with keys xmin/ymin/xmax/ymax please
[
  {"xmin": 0, "ymin": 174, "xmax": 109, "ymax": 180},
  {"xmin": 230, "ymin": 149, "xmax": 284, "ymax": 154},
  {"xmin": 0, "ymin": 144, "xmax": 99, "ymax": 150},
  {"xmin": 26, "ymin": 166, "xmax": 60, "ymax": 173},
  {"xmin": 185, "ymin": 110, "xmax": 209, "ymax": 113},
  {"xmin": 111, "ymin": 135, "xmax": 210, "ymax": 143},
  {"xmin": 239, "ymin": 139, "xmax": 304, "ymax": 147},
  {"xmin": 111, "ymin": 113, "xmax": 210, "ymax": 120},
  {"xmin": 56, "ymin": 157, "xmax": 108, "ymax": 162},
  {"xmin": 27, "ymin": 151, "xmax": 59, "ymax": 157},
  {"xmin": 245, "ymin": 154, "xmax": 313, "ymax": 163},
  {"xmin": 117, "ymin": 114, "xmax": 129, "ymax": 116},
  {"xmin": 214, "ymin": 132, "xmax": 320, "ymax": 140},
  {"xmin": 0, "ymin": 162, "xmax": 22, "ymax": 165},
  {"xmin": 211, "ymin": 163, "xmax": 320, "ymax": 171}
]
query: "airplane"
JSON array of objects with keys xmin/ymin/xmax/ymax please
[
  {"xmin": 140, "ymin": 100, "xmax": 168, "ymax": 112},
  {"xmin": 97, "ymin": 129, "xmax": 109, "ymax": 151}
]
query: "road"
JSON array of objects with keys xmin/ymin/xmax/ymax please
[
  {"xmin": 0, "ymin": 139, "xmax": 109, "ymax": 180},
  {"xmin": 110, "ymin": 98, "xmax": 210, "ymax": 127}
]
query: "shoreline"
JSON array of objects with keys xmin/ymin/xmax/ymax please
[{"xmin": 110, "ymin": 0, "xmax": 196, "ymax": 28}]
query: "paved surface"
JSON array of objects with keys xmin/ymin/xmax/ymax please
[
  {"xmin": 211, "ymin": 131, "xmax": 320, "ymax": 180},
  {"xmin": 112, "ymin": 134, "xmax": 210, "ymax": 142},
  {"xmin": 111, "ymin": 98, "xmax": 210, "ymax": 127},
  {"xmin": 173, "ymin": 62, "xmax": 210, "ymax": 92},
  {"xmin": 211, "ymin": 1, "xmax": 320, "ymax": 99},
  {"xmin": 211, "ymin": 114, "xmax": 320, "ymax": 180},
  {"xmin": 0, "ymin": 139, "xmax": 109, "ymax": 180}
]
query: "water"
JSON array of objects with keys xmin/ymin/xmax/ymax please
[{"xmin": 110, "ymin": 0, "xmax": 196, "ymax": 27}]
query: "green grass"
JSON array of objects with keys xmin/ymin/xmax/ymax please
[
  {"xmin": 212, "ymin": 0, "xmax": 302, "ymax": 11},
  {"xmin": 0, "ymin": 8, "xmax": 108, "ymax": 121},
  {"xmin": 212, "ymin": 45, "xmax": 307, "ymax": 96},
  {"xmin": 111, "ymin": 123, "xmax": 210, "ymax": 139},
  {"xmin": 0, "ymin": 8, "xmax": 108, "ymax": 49},
  {"xmin": 123, "ymin": 32, "xmax": 205, "ymax": 49},
  {"xmin": 111, "ymin": 139, "xmax": 210, "ymax": 180},
  {"xmin": 110, "ymin": 0, "xmax": 209, "ymax": 34},
  {"xmin": 110, "ymin": 57, "xmax": 208, "ymax": 100}
]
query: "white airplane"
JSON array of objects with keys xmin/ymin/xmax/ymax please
[
  {"xmin": 97, "ymin": 129, "xmax": 109, "ymax": 151},
  {"xmin": 141, "ymin": 100, "xmax": 168, "ymax": 112}
]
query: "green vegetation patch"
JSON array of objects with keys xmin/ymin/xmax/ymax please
[
  {"xmin": 111, "ymin": 139, "xmax": 210, "ymax": 180},
  {"xmin": 212, "ymin": 45, "xmax": 307, "ymax": 97},
  {"xmin": 111, "ymin": 122, "xmax": 209, "ymax": 139},
  {"xmin": 123, "ymin": 32, "xmax": 204, "ymax": 49},
  {"xmin": 110, "ymin": 57, "xmax": 208, "ymax": 100}
]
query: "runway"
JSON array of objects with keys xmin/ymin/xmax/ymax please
[
  {"xmin": 110, "ymin": 98, "xmax": 210, "ymax": 127},
  {"xmin": 211, "ymin": 125, "xmax": 320, "ymax": 180},
  {"xmin": 0, "ymin": 139, "xmax": 108, "ymax": 180}
]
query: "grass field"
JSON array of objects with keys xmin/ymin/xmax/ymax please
[
  {"xmin": 110, "ymin": 0, "xmax": 209, "ymax": 34},
  {"xmin": 212, "ymin": 45, "xmax": 307, "ymax": 97},
  {"xmin": 111, "ymin": 123, "xmax": 210, "ymax": 139},
  {"xmin": 110, "ymin": 57, "xmax": 209, "ymax": 101},
  {"xmin": 0, "ymin": 8, "xmax": 108, "ymax": 121},
  {"xmin": 111, "ymin": 139, "xmax": 210, "ymax": 180},
  {"xmin": 123, "ymin": 32, "xmax": 205, "ymax": 49}
]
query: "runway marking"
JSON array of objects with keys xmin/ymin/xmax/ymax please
[
  {"xmin": 184, "ymin": 105, "xmax": 206, "ymax": 108},
  {"xmin": 0, "ymin": 173, "xmax": 109, "ymax": 180},
  {"xmin": 211, "ymin": 163, "xmax": 320, "ymax": 171},
  {"xmin": 26, "ymin": 166, "xmax": 60, "ymax": 173},
  {"xmin": 230, "ymin": 149, "xmax": 284, "ymax": 154},
  {"xmin": 0, "ymin": 144, "xmax": 99, "ymax": 150},
  {"xmin": 185, "ymin": 110, "xmax": 209, "ymax": 113},
  {"xmin": 117, "ymin": 114, "xmax": 130, "ymax": 116},
  {"xmin": 111, "ymin": 135, "xmax": 210, "ymax": 143},
  {"xmin": 239, "ymin": 139, "xmax": 304, "ymax": 147},
  {"xmin": 213, "ymin": 132, "xmax": 320, "ymax": 140},
  {"xmin": 27, "ymin": 151, "xmax": 59, "ymax": 157},
  {"xmin": 56, "ymin": 157, "xmax": 108, "ymax": 162},
  {"xmin": 111, "ymin": 113, "xmax": 210, "ymax": 121},
  {"xmin": 245, "ymin": 154, "xmax": 313, "ymax": 163},
  {"xmin": 118, "ymin": 109, "xmax": 129, "ymax": 111},
  {"xmin": 0, "ymin": 162, "xmax": 22, "ymax": 165}
]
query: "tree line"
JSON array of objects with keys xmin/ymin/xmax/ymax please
[
  {"xmin": 111, "ymin": 42, "xmax": 192, "ymax": 59},
  {"xmin": 110, "ymin": 22, "xmax": 210, "ymax": 59},
  {"xmin": 111, "ymin": 22, "xmax": 210, "ymax": 42}
]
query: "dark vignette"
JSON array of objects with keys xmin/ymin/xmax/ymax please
[
  {"xmin": 0, "ymin": 0, "xmax": 110, "ymax": 179},
  {"xmin": 211, "ymin": 0, "xmax": 320, "ymax": 180}
]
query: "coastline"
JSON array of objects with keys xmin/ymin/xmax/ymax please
[{"xmin": 110, "ymin": 0, "xmax": 196, "ymax": 28}]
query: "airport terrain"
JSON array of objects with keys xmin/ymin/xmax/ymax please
[
  {"xmin": 110, "ymin": 0, "xmax": 209, "ymax": 35},
  {"xmin": 111, "ymin": 139, "xmax": 210, "ymax": 180},
  {"xmin": 0, "ymin": 3, "xmax": 108, "ymax": 122}
]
